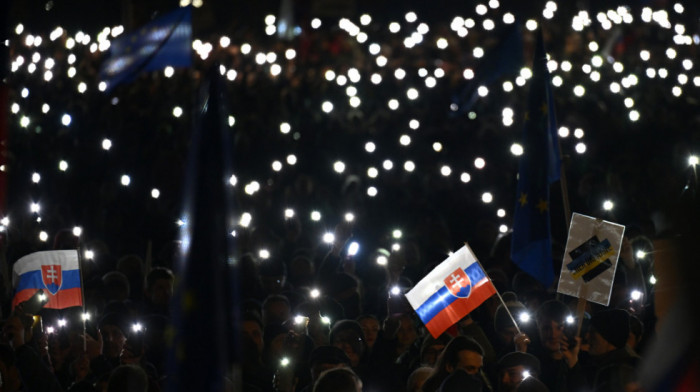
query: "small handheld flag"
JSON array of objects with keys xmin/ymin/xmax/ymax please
[
  {"xmin": 12, "ymin": 250, "xmax": 83, "ymax": 310},
  {"xmin": 406, "ymin": 244, "xmax": 496, "ymax": 338}
]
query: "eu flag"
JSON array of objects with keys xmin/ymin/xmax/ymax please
[
  {"xmin": 99, "ymin": 6, "xmax": 192, "ymax": 92},
  {"xmin": 510, "ymin": 29, "xmax": 561, "ymax": 287},
  {"xmin": 166, "ymin": 65, "xmax": 239, "ymax": 391}
]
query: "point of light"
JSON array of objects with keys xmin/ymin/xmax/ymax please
[{"xmin": 603, "ymin": 200, "xmax": 614, "ymax": 210}]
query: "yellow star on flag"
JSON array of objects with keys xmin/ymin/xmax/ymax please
[
  {"xmin": 536, "ymin": 199, "xmax": 548, "ymax": 213},
  {"xmin": 519, "ymin": 192, "xmax": 528, "ymax": 207}
]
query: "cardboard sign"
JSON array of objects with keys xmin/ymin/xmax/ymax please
[{"xmin": 557, "ymin": 213, "xmax": 625, "ymax": 306}]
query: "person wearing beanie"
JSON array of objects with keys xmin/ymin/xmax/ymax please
[
  {"xmin": 438, "ymin": 369, "xmax": 483, "ymax": 392},
  {"xmin": 583, "ymin": 309, "xmax": 641, "ymax": 388},
  {"xmin": 329, "ymin": 320, "xmax": 367, "ymax": 369},
  {"xmin": 495, "ymin": 352, "xmax": 541, "ymax": 392}
]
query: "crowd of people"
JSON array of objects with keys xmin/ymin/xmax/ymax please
[{"xmin": 2, "ymin": 0, "xmax": 700, "ymax": 391}]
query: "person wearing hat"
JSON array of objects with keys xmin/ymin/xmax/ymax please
[
  {"xmin": 495, "ymin": 352, "xmax": 541, "ymax": 392},
  {"xmin": 583, "ymin": 309, "xmax": 641, "ymax": 388},
  {"xmin": 297, "ymin": 345, "xmax": 352, "ymax": 392}
]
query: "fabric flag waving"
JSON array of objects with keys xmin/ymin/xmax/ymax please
[
  {"xmin": 99, "ymin": 5, "xmax": 192, "ymax": 92},
  {"xmin": 406, "ymin": 245, "xmax": 496, "ymax": 338},
  {"xmin": 510, "ymin": 29, "xmax": 561, "ymax": 287},
  {"xmin": 12, "ymin": 250, "xmax": 83, "ymax": 310}
]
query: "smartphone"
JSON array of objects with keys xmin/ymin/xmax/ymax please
[{"xmin": 20, "ymin": 289, "xmax": 47, "ymax": 315}]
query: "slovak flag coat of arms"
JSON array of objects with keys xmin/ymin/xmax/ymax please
[
  {"xmin": 406, "ymin": 244, "xmax": 497, "ymax": 338},
  {"xmin": 12, "ymin": 250, "xmax": 83, "ymax": 310}
]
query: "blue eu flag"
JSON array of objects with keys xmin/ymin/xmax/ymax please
[
  {"xmin": 510, "ymin": 29, "xmax": 561, "ymax": 287},
  {"xmin": 99, "ymin": 6, "xmax": 192, "ymax": 92}
]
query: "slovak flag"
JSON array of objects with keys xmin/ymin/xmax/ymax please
[
  {"xmin": 406, "ymin": 244, "xmax": 496, "ymax": 338},
  {"xmin": 12, "ymin": 250, "xmax": 83, "ymax": 310}
]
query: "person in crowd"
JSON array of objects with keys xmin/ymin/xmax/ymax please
[
  {"xmin": 527, "ymin": 299, "xmax": 586, "ymax": 392},
  {"xmin": 438, "ymin": 368, "xmax": 484, "ymax": 392},
  {"xmin": 407, "ymin": 366, "xmax": 433, "ymax": 392},
  {"xmin": 312, "ymin": 367, "xmax": 362, "ymax": 392},
  {"xmin": 356, "ymin": 314, "xmax": 380, "ymax": 352},
  {"xmin": 422, "ymin": 335, "xmax": 488, "ymax": 392},
  {"xmin": 494, "ymin": 351, "xmax": 541, "ymax": 392},
  {"xmin": 140, "ymin": 267, "xmax": 174, "ymax": 317},
  {"xmin": 297, "ymin": 345, "xmax": 351, "ymax": 392},
  {"xmin": 262, "ymin": 294, "xmax": 292, "ymax": 327},
  {"xmin": 242, "ymin": 311, "xmax": 274, "ymax": 392}
]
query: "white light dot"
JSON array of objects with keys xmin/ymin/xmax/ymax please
[
  {"xmin": 102, "ymin": 138, "xmax": 112, "ymax": 150},
  {"xmin": 575, "ymin": 142, "xmax": 587, "ymax": 154},
  {"xmin": 510, "ymin": 143, "xmax": 524, "ymax": 156},
  {"xmin": 280, "ymin": 122, "xmax": 291, "ymax": 134},
  {"xmin": 503, "ymin": 81, "xmax": 514, "ymax": 92},
  {"xmin": 526, "ymin": 19, "xmax": 538, "ymax": 30},
  {"xmin": 404, "ymin": 161, "xmax": 415, "ymax": 172},
  {"xmin": 558, "ymin": 127, "xmax": 570, "ymax": 137},
  {"xmin": 473, "ymin": 47, "xmax": 484, "ymax": 58},
  {"xmin": 61, "ymin": 113, "xmax": 72, "ymax": 126},
  {"xmin": 272, "ymin": 161, "xmax": 283, "ymax": 171},
  {"xmin": 503, "ymin": 13, "xmax": 515, "ymax": 24},
  {"xmin": 574, "ymin": 128, "xmax": 584, "ymax": 138},
  {"xmin": 322, "ymin": 101, "xmax": 333, "ymax": 113},
  {"xmin": 59, "ymin": 160, "xmax": 69, "ymax": 171},
  {"xmin": 172, "ymin": 106, "xmax": 183, "ymax": 117},
  {"xmin": 121, "ymin": 175, "xmax": 131, "ymax": 186},
  {"xmin": 474, "ymin": 157, "xmax": 485, "ymax": 169},
  {"xmin": 367, "ymin": 167, "xmax": 379, "ymax": 178},
  {"xmin": 409, "ymin": 119, "xmax": 420, "ymax": 129},
  {"xmin": 440, "ymin": 165, "xmax": 452, "ymax": 176},
  {"xmin": 311, "ymin": 211, "xmax": 321, "ymax": 221},
  {"xmin": 333, "ymin": 161, "xmax": 346, "ymax": 173},
  {"xmin": 311, "ymin": 18, "xmax": 321, "ymax": 29},
  {"xmin": 436, "ymin": 37, "xmax": 448, "ymax": 49},
  {"xmin": 603, "ymin": 200, "xmax": 614, "ymax": 210},
  {"xmin": 689, "ymin": 155, "xmax": 699, "ymax": 166},
  {"xmin": 399, "ymin": 134, "xmax": 411, "ymax": 146},
  {"xmin": 367, "ymin": 186, "xmax": 378, "ymax": 197},
  {"xmin": 460, "ymin": 172, "xmax": 471, "ymax": 183},
  {"xmin": 482, "ymin": 192, "xmax": 493, "ymax": 203},
  {"xmin": 151, "ymin": 188, "xmax": 160, "ymax": 198},
  {"xmin": 365, "ymin": 142, "xmax": 376, "ymax": 153},
  {"xmin": 573, "ymin": 85, "xmax": 585, "ymax": 96},
  {"xmin": 229, "ymin": 175, "xmax": 237, "ymax": 186},
  {"xmin": 287, "ymin": 154, "xmax": 297, "ymax": 165},
  {"xmin": 477, "ymin": 86, "xmax": 489, "ymax": 97},
  {"xmin": 39, "ymin": 231, "xmax": 49, "ymax": 242},
  {"xmin": 382, "ymin": 160, "xmax": 394, "ymax": 170},
  {"xmin": 433, "ymin": 142, "xmax": 443, "ymax": 152},
  {"xmin": 497, "ymin": 209, "xmax": 506, "ymax": 217},
  {"xmin": 629, "ymin": 110, "xmax": 640, "ymax": 121},
  {"xmin": 32, "ymin": 172, "xmax": 41, "ymax": 183}
]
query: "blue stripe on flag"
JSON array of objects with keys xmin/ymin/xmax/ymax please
[
  {"xmin": 415, "ymin": 263, "xmax": 488, "ymax": 324},
  {"xmin": 15, "ymin": 270, "xmax": 82, "ymax": 292}
]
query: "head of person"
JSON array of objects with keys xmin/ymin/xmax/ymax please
[
  {"xmin": 438, "ymin": 369, "xmax": 483, "ymax": 392},
  {"xmin": 396, "ymin": 313, "xmax": 419, "ymax": 352},
  {"xmin": 98, "ymin": 312, "xmax": 129, "ymax": 360},
  {"xmin": 106, "ymin": 364, "xmax": 148, "ymax": 392},
  {"xmin": 325, "ymin": 273, "xmax": 362, "ymax": 320},
  {"xmin": 329, "ymin": 320, "xmax": 366, "ymax": 368},
  {"xmin": 535, "ymin": 299, "xmax": 571, "ymax": 355},
  {"xmin": 101, "ymin": 271, "xmax": 130, "ymax": 303},
  {"xmin": 497, "ymin": 352, "xmax": 541, "ymax": 392},
  {"xmin": 259, "ymin": 258, "xmax": 287, "ymax": 296},
  {"xmin": 420, "ymin": 333, "xmax": 451, "ymax": 367},
  {"xmin": 144, "ymin": 267, "xmax": 174, "ymax": 307},
  {"xmin": 436, "ymin": 335, "xmax": 485, "ymax": 376},
  {"xmin": 313, "ymin": 367, "xmax": 362, "ymax": 392},
  {"xmin": 308, "ymin": 345, "xmax": 351, "ymax": 384},
  {"xmin": 627, "ymin": 314, "xmax": 644, "ymax": 350},
  {"xmin": 494, "ymin": 300, "xmax": 528, "ymax": 347},
  {"xmin": 242, "ymin": 311, "xmax": 264, "ymax": 357},
  {"xmin": 262, "ymin": 294, "xmax": 291, "ymax": 327},
  {"xmin": 588, "ymin": 309, "xmax": 630, "ymax": 356},
  {"xmin": 356, "ymin": 314, "xmax": 380, "ymax": 349}
]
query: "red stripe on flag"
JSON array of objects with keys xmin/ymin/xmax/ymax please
[
  {"xmin": 12, "ymin": 287, "xmax": 83, "ymax": 310},
  {"xmin": 424, "ymin": 280, "xmax": 496, "ymax": 338}
]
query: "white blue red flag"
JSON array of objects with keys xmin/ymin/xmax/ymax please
[
  {"xmin": 406, "ymin": 244, "xmax": 496, "ymax": 338},
  {"xmin": 12, "ymin": 250, "xmax": 83, "ymax": 310}
]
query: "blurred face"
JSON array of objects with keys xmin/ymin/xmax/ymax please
[
  {"xmin": 332, "ymin": 329, "xmax": 365, "ymax": 367},
  {"xmin": 500, "ymin": 365, "xmax": 526, "ymax": 392},
  {"xmin": 242, "ymin": 320, "xmax": 263, "ymax": 355},
  {"xmin": 149, "ymin": 278, "xmax": 173, "ymax": 306},
  {"xmin": 358, "ymin": 318, "xmax": 380, "ymax": 348},
  {"xmin": 396, "ymin": 316, "xmax": 418, "ymax": 349},
  {"xmin": 538, "ymin": 319, "xmax": 565, "ymax": 354},
  {"xmin": 452, "ymin": 350, "xmax": 483, "ymax": 375},
  {"xmin": 263, "ymin": 301, "xmax": 290, "ymax": 326},
  {"xmin": 100, "ymin": 325, "xmax": 126, "ymax": 359},
  {"xmin": 498, "ymin": 326, "xmax": 519, "ymax": 346},
  {"xmin": 421, "ymin": 344, "xmax": 445, "ymax": 366},
  {"xmin": 588, "ymin": 329, "xmax": 614, "ymax": 356}
]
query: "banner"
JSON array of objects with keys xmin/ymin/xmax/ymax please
[{"xmin": 557, "ymin": 213, "xmax": 625, "ymax": 306}]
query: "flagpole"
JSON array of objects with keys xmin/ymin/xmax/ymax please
[
  {"xmin": 76, "ymin": 245, "xmax": 87, "ymax": 351},
  {"xmin": 469, "ymin": 243, "xmax": 521, "ymax": 334}
]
